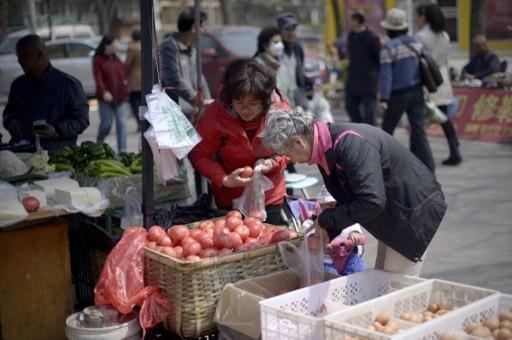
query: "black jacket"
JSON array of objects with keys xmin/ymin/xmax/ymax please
[
  {"xmin": 346, "ymin": 29, "xmax": 380, "ymax": 96},
  {"xmin": 317, "ymin": 123, "xmax": 447, "ymax": 261},
  {"xmin": 3, "ymin": 64, "xmax": 89, "ymax": 151}
]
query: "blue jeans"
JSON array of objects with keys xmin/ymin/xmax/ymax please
[{"xmin": 97, "ymin": 101, "xmax": 128, "ymax": 152}]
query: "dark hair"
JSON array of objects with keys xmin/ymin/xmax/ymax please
[
  {"xmin": 131, "ymin": 29, "xmax": 141, "ymax": 41},
  {"xmin": 177, "ymin": 7, "xmax": 207, "ymax": 33},
  {"xmin": 94, "ymin": 35, "xmax": 114, "ymax": 56},
  {"xmin": 256, "ymin": 26, "xmax": 281, "ymax": 55},
  {"xmin": 351, "ymin": 11, "xmax": 365, "ymax": 24},
  {"xmin": 16, "ymin": 34, "xmax": 45, "ymax": 53},
  {"xmin": 386, "ymin": 29, "xmax": 408, "ymax": 39},
  {"xmin": 220, "ymin": 59, "xmax": 275, "ymax": 113},
  {"xmin": 416, "ymin": 3, "xmax": 446, "ymax": 34}
]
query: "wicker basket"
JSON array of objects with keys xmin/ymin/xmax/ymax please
[{"xmin": 144, "ymin": 238, "xmax": 300, "ymax": 339}]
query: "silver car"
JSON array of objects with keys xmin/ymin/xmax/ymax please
[{"xmin": 0, "ymin": 37, "xmax": 126, "ymax": 98}]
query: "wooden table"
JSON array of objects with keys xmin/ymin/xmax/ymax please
[{"xmin": 0, "ymin": 210, "xmax": 75, "ymax": 340}]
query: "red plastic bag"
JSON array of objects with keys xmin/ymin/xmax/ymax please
[{"xmin": 94, "ymin": 227, "xmax": 170, "ymax": 334}]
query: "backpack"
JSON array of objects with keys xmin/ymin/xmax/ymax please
[{"xmin": 402, "ymin": 42, "xmax": 443, "ymax": 93}]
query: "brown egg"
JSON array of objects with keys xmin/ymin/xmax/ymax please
[
  {"xmin": 437, "ymin": 309, "xmax": 450, "ymax": 316},
  {"xmin": 470, "ymin": 326, "xmax": 492, "ymax": 338},
  {"xmin": 438, "ymin": 301, "xmax": 452, "ymax": 310},
  {"xmin": 464, "ymin": 322, "xmax": 479, "ymax": 333},
  {"xmin": 373, "ymin": 321, "xmax": 384, "ymax": 332},
  {"xmin": 439, "ymin": 331, "xmax": 461, "ymax": 340},
  {"xmin": 400, "ymin": 313, "xmax": 411, "ymax": 321},
  {"xmin": 382, "ymin": 325, "xmax": 395, "ymax": 335},
  {"xmin": 501, "ymin": 320, "xmax": 512, "ymax": 330},
  {"xmin": 495, "ymin": 328, "xmax": 512, "ymax": 340},
  {"xmin": 367, "ymin": 325, "xmax": 376, "ymax": 331},
  {"xmin": 483, "ymin": 315, "xmax": 500, "ymax": 331},
  {"xmin": 375, "ymin": 311, "xmax": 391, "ymax": 326},
  {"xmin": 428, "ymin": 303, "xmax": 439, "ymax": 313},
  {"xmin": 387, "ymin": 320, "xmax": 399, "ymax": 331},
  {"xmin": 500, "ymin": 311, "xmax": 512, "ymax": 322}
]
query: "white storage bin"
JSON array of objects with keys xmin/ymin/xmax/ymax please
[
  {"xmin": 323, "ymin": 280, "xmax": 499, "ymax": 340},
  {"xmin": 259, "ymin": 269, "xmax": 425, "ymax": 340}
]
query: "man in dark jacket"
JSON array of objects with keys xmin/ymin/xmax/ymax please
[
  {"xmin": 160, "ymin": 7, "xmax": 212, "ymax": 119},
  {"xmin": 260, "ymin": 107, "xmax": 447, "ymax": 276},
  {"xmin": 462, "ymin": 35, "xmax": 501, "ymax": 81},
  {"xmin": 3, "ymin": 34, "xmax": 89, "ymax": 151},
  {"xmin": 276, "ymin": 12, "xmax": 313, "ymax": 109},
  {"xmin": 345, "ymin": 11, "xmax": 380, "ymax": 126}
]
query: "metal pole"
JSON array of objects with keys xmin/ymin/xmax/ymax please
[
  {"xmin": 194, "ymin": 0, "xmax": 202, "ymax": 95},
  {"xmin": 140, "ymin": 0, "xmax": 154, "ymax": 227}
]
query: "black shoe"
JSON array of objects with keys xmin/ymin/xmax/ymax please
[{"xmin": 442, "ymin": 156, "xmax": 462, "ymax": 166}]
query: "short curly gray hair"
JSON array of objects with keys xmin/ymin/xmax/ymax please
[{"xmin": 260, "ymin": 106, "xmax": 315, "ymax": 152}]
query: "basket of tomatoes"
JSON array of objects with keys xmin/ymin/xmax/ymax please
[{"xmin": 143, "ymin": 210, "xmax": 300, "ymax": 339}]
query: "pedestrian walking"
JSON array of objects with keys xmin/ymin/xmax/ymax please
[
  {"xmin": 125, "ymin": 29, "xmax": 142, "ymax": 131},
  {"xmin": 93, "ymin": 35, "xmax": 129, "ymax": 152},
  {"xmin": 345, "ymin": 11, "xmax": 380, "ymax": 126},
  {"xmin": 415, "ymin": 3, "xmax": 462, "ymax": 165},
  {"xmin": 379, "ymin": 8, "xmax": 435, "ymax": 173}
]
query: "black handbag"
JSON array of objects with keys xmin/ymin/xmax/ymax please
[{"xmin": 403, "ymin": 42, "xmax": 443, "ymax": 93}]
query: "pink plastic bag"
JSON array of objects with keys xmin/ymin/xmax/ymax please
[{"xmin": 94, "ymin": 227, "xmax": 170, "ymax": 334}]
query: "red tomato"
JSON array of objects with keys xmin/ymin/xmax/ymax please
[
  {"xmin": 185, "ymin": 255, "xmax": 201, "ymax": 262},
  {"xmin": 217, "ymin": 248, "xmax": 233, "ymax": 256},
  {"xmin": 214, "ymin": 219, "xmax": 226, "ymax": 229},
  {"xmin": 183, "ymin": 240, "xmax": 202, "ymax": 257},
  {"xmin": 240, "ymin": 166, "xmax": 254, "ymax": 178},
  {"xmin": 247, "ymin": 222, "xmax": 263, "ymax": 238},
  {"xmin": 173, "ymin": 246, "xmax": 183, "ymax": 258},
  {"xmin": 271, "ymin": 230, "xmax": 290, "ymax": 243},
  {"xmin": 155, "ymin": 246, "xmax": 164, "ymax": 252},
  {"xmin": 146, "ymin": 241, "xmax": 158, "ymax": 249},
  {"xmin": 214, "ymin": 233, "xmax": 232, "ymax": 249},
  {"xmin": 22, "ymin": 196, "xmax": 40, "ymax": 212},
  {"xmin": 249, "ymin": 211, "xmax": 265, "ymax": 221},
  {"xmin": 226, "ymin": 210, "xmax": 242, "ymax": 219},
  {"xmin": 181, "ymin": 236, "xmax": 196, "ymax": 246},
  {"xmin": 214, "ymin": 226, "xmax": 230, "ymax": 237},
  {"xmin": 196, "ymin": 232, "xmax": 214, "ymax": 249},
  {"xmin": 245, "ymin": 237, "xmax": 258, "ymax": 245},
  {"xmin": 235, "ymin": 244, "xmax": 249, "ymax": 252},
  {"xmin": 234, "ymin": 225, "xmax": 250, "ymax": 242},
  {"xmin": 168, "ymin": 225, "xmax": 189, "ymax": 244},
  {"xmin": 288, "ymin": 231, "xmax": 299, "ymax": 239},
  {"xmin": 226, "ymin": 217, "xmax": 243, "ymax": 231},
  {"xmin": 199, "ymin": 220, "xmax": 214, "ymax": 230},
  {"xmin": 161, "ymin": 246, "xmax": 176, "ymax": 257},
  {"xmin": 229, "ymin": 232, "xmax": 243, "ymax": 249},
  {"xmin": 148, "ymin": 225, "xmax": 166, "ymax": 243},
  {"xmin": 198, "ymin": 248, "xmax": 218, "ymax": 258},
  {"xmin": 189, "ymin": 228, "xmax": 203, "ymax": 240}
]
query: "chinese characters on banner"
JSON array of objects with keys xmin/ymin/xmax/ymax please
[{"xmin": 428, "ymin": 87, "xmax": 512, "ymax": 142}]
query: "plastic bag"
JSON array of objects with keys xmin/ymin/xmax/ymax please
[
  {"xmin": 425, "ymin": 95, "xmax": 448, "ymax": 124},
  {"xmin": 0, "ymin": 180, "xmax": 28, "ymax": 228},
  {"xmin": 94, "ymin": 227, "xmax": 170, "ymax": 334},
  {"xmin": 120, "ymin": 187, "xmax": 143, "ymax": 229},
  {"xmin": 278, "ymin": 226, "xmax": 325, "ymax": 287},
  {"xmin": 145, "ymin": 84, "xmax": 201, "ymax": 159},
  {"xmin": 144, "ymin": 126, "xmax": 180, "ymax": 185},
  {"xmin": 233, "ymin": 164, "xmax": 274, "ymax": 221}
]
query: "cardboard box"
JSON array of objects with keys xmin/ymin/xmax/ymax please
[{"xmin": 214, "ymin": 270, "xmax": 337, "ymax": 339}]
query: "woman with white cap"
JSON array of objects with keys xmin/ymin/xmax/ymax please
[{"xmin": 378, "ymin": 8, "xmax": 436, "ymax": 173}]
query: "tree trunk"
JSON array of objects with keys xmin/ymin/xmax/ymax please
[
  {"xmin": 95, "ymin": 0, "xmax": 119, "ymax": 35},
  {"xmin": 219, "ymin": 0, "xmax": 230, "ymax": 25},
  {"xmin": 470, "ymin": 0, "xmax": 486, "ymax": 56},
  {"xmin": 25, "ymin": 0, "xmax": 37, "ymax": 33}
]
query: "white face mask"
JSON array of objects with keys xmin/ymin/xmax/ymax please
[{"xmin": 269, "ymin": 41, "xmax": 284, "ymax": 57}]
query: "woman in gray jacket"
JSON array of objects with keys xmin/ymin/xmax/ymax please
[{"xmin": 416, "ymin": 3, "xmax": 462, "ymax": 166}]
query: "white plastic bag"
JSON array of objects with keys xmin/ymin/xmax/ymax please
[
  {"xmin": 144, "ymin": 126, "xmax": 180, "ymax": 185},
  {"xmin": 425, "ymin": 95, "xmax": 448, "ymax": 124},
  {"xmin": 145, "ymin": 84, "xmax": 201, "ymax": 159},
  {"xmin": 233, "ymin": 165, "xmax": 273, "ymax": 221},
  {"xmin": 0, "ymin": 180, "xmax": 28, "ymax": 227},
  {"xmin": 120, "ymin": 187, "xmax": 143, "ymax": 229}
]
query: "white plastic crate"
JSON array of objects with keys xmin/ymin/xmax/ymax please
[
  {"xmin": 323, "ymin": 279, "xmax": 499, "ymax": 340},
  {"xmin": 259, "ymin": 269, "xmax": 425, "ymax": 340},
  {"xmin": 403, "ymin": 293, "xmax": 512, "ymax": 340}
]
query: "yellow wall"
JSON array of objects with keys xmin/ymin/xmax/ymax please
[
  {"xmin": 385, "ymin": 0, "xmax": 396, "ymax": 10},
  {"xmin": 459, "ymin": 0, "xmax": 470, "ymax": 51}
]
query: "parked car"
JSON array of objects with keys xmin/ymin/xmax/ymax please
[
  {"xmin": 0, "ymin": 37, "xmax": 126, "ymax": 98},
  {"xmin": 0, "ymin": 24, "xmax": 97, "ymax": 55},
  {"xmin": 199, "ymin": 25, "xmax": 259, "ymax": 95}
]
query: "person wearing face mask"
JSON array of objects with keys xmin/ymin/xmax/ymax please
[
  {"xmin": 189, "ymin": 59, "xmax": 291, "ymax": 225},
  {"xmin": 254, "ymin": 27, "xmax": 287, "ymax": 100}
]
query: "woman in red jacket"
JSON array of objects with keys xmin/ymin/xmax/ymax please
[
  {"xmin": 189, "ymin": 59, "xmax": 290, "ymax": 225},
  {"xmin": 93, "ymin": 35, "xmax": 130, "ymax": 152}
]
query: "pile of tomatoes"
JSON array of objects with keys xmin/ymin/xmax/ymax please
[{"xmin": 145, "ymin": 210, "xmax": 299, "ymax": 262}]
